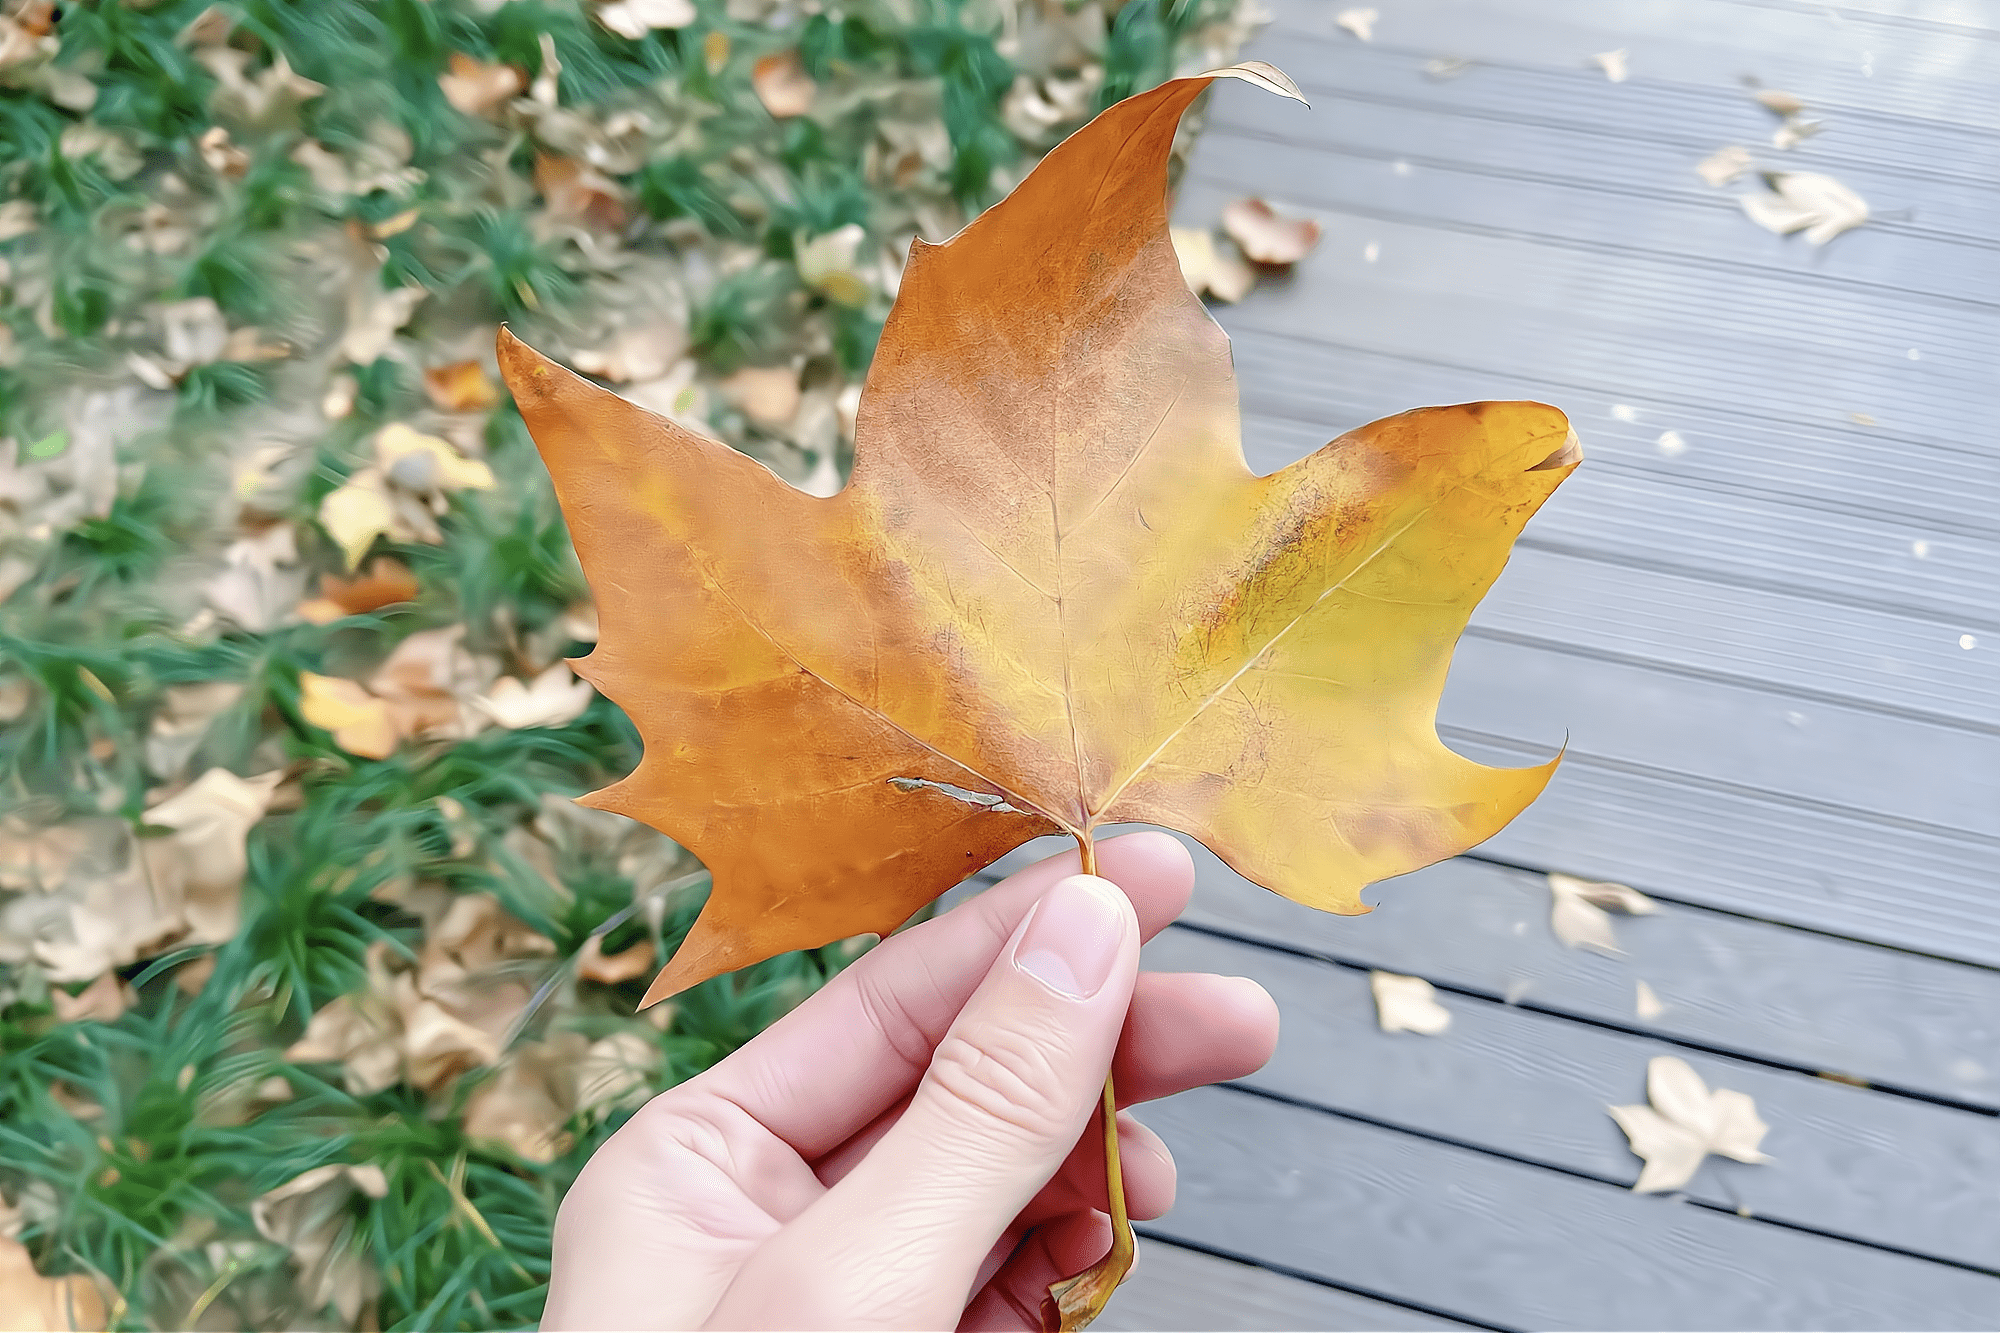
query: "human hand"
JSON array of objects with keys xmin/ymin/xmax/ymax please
[{"xmin": 542, "ymin": 831, "xmax": 1280, "ymax": 1330}]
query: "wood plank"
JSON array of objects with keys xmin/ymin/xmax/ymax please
[
  {"xmin": 1251, "ymin": 0, "xmax": 2000, "ymax": 130},
  {"xmin": 1435, "ymin": 633, "xmax": 1999, "ymax": 837},
  {"xmin": 978, "ymin": 835, "xmax": 2000, "ymax": 1108},
  {"xmin": 1141, "ymin": 1085, "xmax": 2000, "ymax": 1329},
  {"xmin": 1102, "ymin": 1238, "xmax": 1478, "ymax": 1332},
  {"xmin": 1142, "ymin": 926, "xmax": 2000, "ymax": 1270},
  {"xmin": 1468, "ymin": 548, "xmax": 2000, "ymax": 733}
]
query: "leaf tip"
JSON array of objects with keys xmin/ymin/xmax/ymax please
[
  {"xmin": 1199, "ymin": 60, "xmax": 1309, "ymax": 107},
  {"xmin": 1527, "ymin": 427, "xmax": 1584, "ymax": 472}
]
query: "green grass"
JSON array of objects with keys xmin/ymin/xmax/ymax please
[{"xmin": 0, "ymin": 0, "xmax": 1249, "ymax": 1326}]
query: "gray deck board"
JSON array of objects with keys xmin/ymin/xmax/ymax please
[
  {"xmin": 1100, "ymin": 1240, "xmax": 1478, "ymax": 1331},
  {"xmin": 1143, "ymin": 1087, "xmax": 2000, "ymax": 1330},
  {"xmin": 1143, "ymin": 927, "xmax": 2000, "ymax": 1271},
  {"xmin": 1063, "ymin": 0, "xmax": 2000, "ymax": 1324}
]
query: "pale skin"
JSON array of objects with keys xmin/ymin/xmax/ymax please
[{"xmin": 543, "ymin": 831, "xmax": 1281, "ymax": 1330}]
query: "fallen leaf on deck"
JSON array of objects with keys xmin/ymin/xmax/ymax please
[
  {"xmin": 50, "ymin": 971, "xmax": 130, "ymax": 1024},
  {"xmin": 438, "ymin": 52, "xmax": 525, "ymax": 117},
  {"xmin": 1371, "ymin": 971, "xmax": 1451, "ymax": 1035},
  {"xmin": 597, "ymin": 0, "xmax": 696, "ymax": 38},
  {"xmin": 299, "ymin": 672, "xmax": 399, "ymax": 759},
  {"xmin": 1334, "ymin": 7, "xmax": 1376, "ymax": 40},
  {"xmin": 424, "ymin": 360, "xmax": 499, "ymax": 413},
  {"xmin": 1753, "ymin": 88, "xmax": 1804, "ymax": 116},
  {"xmin": 1549, "ymin": 872, "xmax": 1655, "ymax": 953},
  {"xmin": 1422, "ymin": 56, "xmax": 1471, "ymax": 80},
  {"xmin": 1740, "ymin": 172, "xmax": 1868, "ymax": 245},
  {"xmin": 719, "ymin": 366, "xmax": 802, "ymax": 428},
  {"xmin": 1696, "ymin": 145, "xmax": 1751, "ymax": 187},
  {"xmin": 252, "ymin": 1164, "xmax": 386, "ymax": 1328},
  {"xmin": 1771, "ymin": 118, "xmax": 1822, "ymax": 151},
  {"xmin": 474, "ymin": 664, "xmax": 595, "ymax": 730},
  {"xmin": 577, "ymin": 933, "xmax": 656, "ymax": 984},
  {"xmin": 297, "ymin": 557, "xmax": 420, "ymax": 624},
  {"xmin": 1635, "ymin": 978, "xmax": 1664, "ymax": 1021},
  {"xmin": 499, "ymin": 64, "xmax": 1577, "ymax": 1012},
  {"xmin": 1169, "ymin": 226, "xmax": 1255, "ymax": 302},
  {"xmin": 1591, "ymin": 49, "xmax": 1629, "ymax": 83},
  {"xmin": 1609, "ymin": 1055, "xmax": 1770, "ymax": 1192},
  {"xmin": 1221, "ymin": 197, "xmax": 1322, "ymax": 266},
  {"xmin": 0, "ymin": 1237, "xmax": 105, "ymax": 1333},
  {"xmin": 752, "ymin": 51, "xmax": 815, "ymax": 118}
]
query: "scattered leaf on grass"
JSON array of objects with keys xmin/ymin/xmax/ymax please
[
  {"xmin": 340, "ymin": 282, "xmax": 426, "ymax": 366},
  {"xmin": 1371, "ymin": 971, "xmax": 1451, "ymax": 1035},
  {"xmin": 1635, "ymin": 979, "xmax": 1664, "ymax": 1021},
  {"xmin": 1740, "ymin": 172, "xmax": 1868, "ymax": 245},
  {"xmin": 423, "ymin": 360, "xmax": 499, "ymax": 413},
  {"xmin": 1591, "ymin": 49, "xmax": 1629, "ymax": 83},
  {"xmin": 719, "ymin": 366, "xmax": 802, "ymax": 428},
  {"xmin": 297, "ymin": 557, "xmax": 420, "ymax": 624},
  {"xmin": 1609, "ymin": 1055, "xmax": 1770, "ymax": 1192},
  {"xmin": 752, "ymin": 51, "xmax": 815, "ymax": 119},
  {"xmin": 0, "ymin": 1237, "xmax": 105, "ymax": 1333},
  {"xmin": 535, "ymin": 154, "xmax": 629, "ymax": 231},
  {"xmin": 146, "ymin": 680, "xmax": 245, "ymax": 778},
  {"xmin": 796, "ymin": 225, "xmax": 872, "ymax": 306},
  {"xmin": 438, "ymin": 51, "xmax": 525, "ymax": 117},
  {"xmin": 50, "ymin": 971, "xmax": 131, "ymax": 1024},
  {"xmin": 571, "ymin": 322, "xmax": 688, "ymax": 384},
  {"xmin": 252, "ymin": 1165, "xmax": 387, "ymax": 1329},
  {"xmin": 1334, "ymin": 7, "xmax": 1376, "ymax": 40},
  {"xmin": 1549, "ymin": 871, "xmax": 1655, "ymax": 953},
  {"xmin": 597, "ymin": 0, "xmax": 697, "ymax": 38},
  {"xmin": 299, "ymin": 672, "xmax": 398, "ymax": 759},
  {"xmin": 1221, "ymin": 197, "xmax": 1322, "ymax": 266},
  {"xmin": 140, "ymin": 767, "xmax": 285, "ymax": 945},
  {"xmin": 577, "ymin": 933, "xmax": 657, "ymax": 984},
  {"xmin": 1169, "ymin": 226, "xmax": 1255, "ymax": 302},
  {"xmin": 474, "ymin": 664, "xmax": 596, "ymax": 730},
  {"xmin": 1696, "ymin": 145, "xmax": 1752, "ymax": 187}
]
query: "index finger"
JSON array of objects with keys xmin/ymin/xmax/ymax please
[{"xmin": 683, "ymin": 831, "xmax": 1195, "ymax": 1158}]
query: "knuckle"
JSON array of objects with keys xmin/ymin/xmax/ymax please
[{"xmin": 923, "ymin": 1027, "xmax": 1076, "ymax": 1141}]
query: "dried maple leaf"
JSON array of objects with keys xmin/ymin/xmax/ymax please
[
  {"xmin": 1548, "ymin": 871, "xmax": 1655, "ymax": 953},
  {"xmin": 503, "ymin": 66, "xmax": 1577, "ymax": 1323},
  {"xmin": 1741, "ymin": 171, "xmax": 1868, "ymax": 244},
  {"xmin": 502, "ymin": 61, "xmax": 1576, "ymax": 1002},
  {"xmin": 1609, "ymin": 1055, "xmax": 1770, "ymax": 1193},
  {"xmin": 474, "ymin": 664, "xmax": 596, "ymax": 730}
]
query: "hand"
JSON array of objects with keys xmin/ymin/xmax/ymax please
[{"xmin": 542, "ymin": 831, "xmax": 1280, "ymax": 1330}]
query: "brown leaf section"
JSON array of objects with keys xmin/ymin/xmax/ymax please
[{"xmin": 500, "ymin": 63, "xmax": 1577, "ymax": 1006}]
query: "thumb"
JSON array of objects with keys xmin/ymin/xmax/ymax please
[{"xmin": 714, "ymin": 874, "xmax": 1139, "ymax": 1329}]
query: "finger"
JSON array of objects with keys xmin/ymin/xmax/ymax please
[
  {"xmin": 708, "ymin": 874, "xmax": 1140, "ymax": 1329},
  {"xmin": 1114, "ymin": 970, "xmax": 1279, "ymax": 1104},
  {"xmin": 810, "ymin": 969, "xmax": 1274, "ymax": 1184},
  {"xmin": 1018, "ymin": 1112, "xmax": 1175, "ymax": 1223},
  {"xmin": 697, "ymin": 832, "xmax": 1191, "ymax": 1158},
  {"xmin": 960, "ymin": 1212, "xmax": 1114, "ymax": 1332}
]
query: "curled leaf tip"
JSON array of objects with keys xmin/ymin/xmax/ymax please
[{"xmin": 1198, "ymin": 60, "xmax": 1308, "ymax": 106}]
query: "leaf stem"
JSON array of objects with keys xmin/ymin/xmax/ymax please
[{"xmin": 1042, "ymin": 831, "xmax": 1135, "ymax": 1330}]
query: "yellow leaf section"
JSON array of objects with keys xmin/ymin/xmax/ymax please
[{"xmin": 499, "ymin": 61, "xmax": 1576, "ymax": 1006}]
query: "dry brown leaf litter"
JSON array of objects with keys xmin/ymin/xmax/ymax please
[
  {"xmin": 1371, "ymin": 971, "xmax": 1452, "ymax": 1036},
  {"xmin": 1609, "ymin": 1056, "xmax": 1771, "ymax": 1193},
  {"xmin": 1548, "ymin": 872, "xmax": 1656, "ymax": 954}
]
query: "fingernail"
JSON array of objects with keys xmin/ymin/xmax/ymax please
[{"xmin": 1013, "ymin": 875, "xmax": 1128, "ymax": 1000}]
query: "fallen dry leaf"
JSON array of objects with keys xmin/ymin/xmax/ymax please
[
  {"xmin": 140, "ymin": 767, "xmax": 284, "ymax": 945},
  {"xmin": 719, "ymin": 366, "xmax": 802, "ymax": 429},
  {"xmin": 535, "ymin": 153, "xmax": 629, "ymax": 231},
  {"xmin": 1334, "ymin": 7, "xmax": 1376, "ymax": 40},
  {"xmin": 146, "ymin": 680, "xmax": 244, "ymax": 778},
  {"xmin": 1771, "ymin": 117, "xmax": 1822, "ymax": 151},
  {"xmin": 1169, "ymin": 226, "xmax": 1254, "ymax": 302},
  {"xmin": 463, "ymin": 1040, "xmax": 577, "ymax": 1163},
  {"xmin": 571, "ymin": 322, "xmax": 688, "ymax": 384},
  {"xmin": 438, "ymin": 51, "xmax": 525, "ymax": 118},
  {"xmin": 1740, "ymin": 171, "xmax": 1868, "ymax": 245},
  {"xmin": 197, "ymin": 124, "xmax": 249, "ymax": 177},
  {"xmin": 1754, "ymin": 88, "xmax": 1804, "ymax": 116},
  {"xmin": 597, "ymin": 0, "xmax": 696, "ymax": 38},
  {"xmin": 50, "ymin": 971, "xmax": 130, "ymax": 1024},
  {"xmin": 1370, "ymin": 971, "xmax": 1450, "ymax": 1035},
  {"xmin": 704, "ymin": 30, "xmax": 729, "ymax": 74},
  {"xmin": 297, "ymin": 556, "xmax": 420, "ymax": 625},
  {"xmin": 1695, "ymin": 145, "xmax": 1751, "ymax": 187},
  {"xmin": 339, "ymin": 282, "xmax": 426, "ymax": 366},
  {"xmin": 1591, "ymin": 49, "xmax": 1629, "ymax": 83},
  {"xmin": 1636, "ymin": 978, "xmax": 1664, "ymax": 1021},
  {"xmin": 252, "ymin": 1164, "xmax": 387, "ymax": 1328},
  {"xmin": 0, "ymin": 1237, "xmax": 105, "ymax": 1332},
  {"xmin": 1549, "ymin": 871, "xmax": 1655, "ymax": 953},
  {"xmin": 378, "ymin": 423, "xmax": 495, "ymax": 494},
  {"xmin": 1221, "ymin": 197, "xmax": 1322, "ymax": 266},
  {"xmin": 752, "ymin": 50, "xmax": 815, "ymax": 118},
  {"xmin": 474, "ymin": 663, "xmax": 596, "ymax": 730},
  {"xmin": 498, "ymin": 63, "xmax": 1577, "ymax": 1011},
  {"xmin": 796, "ymin": 224, "xmax": 872, "ymax": 306},
  {"xmin": 577, "ymin": 933, "xmax": 656, "ymax": 984},
  {"xmin": 298, "ymin": 671, "xmax": 398, "ymax": 759},
  {"xmin": 316, "ymin": 473, "xmax": 399, "ymax": 570},
  {"xmin": 1609, "ymin": 1055, "xmax": 1770, "ymax": 1193},
  {"xmin": 423, "ymin": 360, "xmax": 499, "ymax": 413}
]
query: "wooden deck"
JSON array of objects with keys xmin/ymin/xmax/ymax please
[{"xmin": 982, "ymin": 1, "xmax": 2000, "ymax": 1327}]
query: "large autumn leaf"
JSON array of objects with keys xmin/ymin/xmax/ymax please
[{"xmin": 500, "ymin": 62, "xmax": 1579, "ymax": 1010}]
